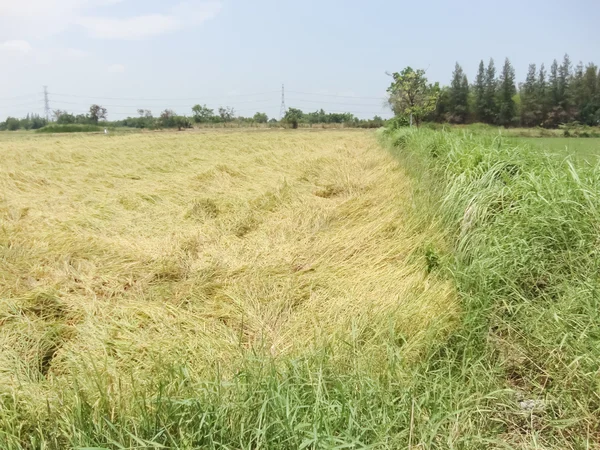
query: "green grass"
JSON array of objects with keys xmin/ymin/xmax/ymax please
[
  {"xmin": 380, "ymin": 127, "xmax": 600, "ymax": 448},
  {"xmin": 518, "ymin": 137, "xmax": 600, "ymax": 161}
]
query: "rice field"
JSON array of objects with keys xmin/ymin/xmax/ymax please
[{"xmin": 0, "ymin": 129, "xmax": 456, "ymax": 448}]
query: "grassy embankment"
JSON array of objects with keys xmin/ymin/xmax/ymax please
[
  {"xmin": 0, "ymin": 130, "xmax": 456, "ymax": 448},
  {"xmin": 381, "ymin": 126, "xmax": 600, "ymax": 448}
]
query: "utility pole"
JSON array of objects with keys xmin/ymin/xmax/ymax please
[
  {"xmin": 43, "ymin": 86, "xmax": 50, "ymax": 121},
  {"xmin": 279, "ymin": 84, "xmax": 286, "ymax": 120}
]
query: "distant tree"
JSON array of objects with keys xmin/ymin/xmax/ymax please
[
  {"xmin": 482, "ymin": 58, "xmax": 498, "ymax": 123},
  {"xmin": 174, "ymin": 115, "xmax": 192, "ymax": 131},
  {"xmin": 431, "ymin": 86, "xmax": 450, "ymax": 122},
  {"xmin": 159, "ymin": 109, "xmax": 176, "ymax": 128},
  {"xmin": 497, "ymin": 58, "xmax": 517, "ymax": 126},
  {"xmin": 253, "ymin": 112, "xmax": 268, "ymax": 123},
  {"xmin": 191, "ymin": 104, "xmax": 214, "ymax": 123},
  {"xmin": 30, "ymin": 114, "xmax": 46, "ymax": 129},
  {"xmin": 6, "ymin": 117, "xmax": 20, "ymax": 131},
  {"xmin": 137, "ymin": 109, "xmax": 153, "ymax": 118},
  {"xmin": 283, "ymin": 108, "xmax": 303, "ymax": 129},
  {"xmin": 548, "ymin": 59, "xmax": 560, "ymax": 108},
  {"xmin": 387, "ymin": 67, "xmax": 440, "ymax": 127},
  {"xmin": 448, "ymin": 62, "xmax": 470, "ymax": 123},
  {"xmin": 218, "ymin": 106, "xmax": 235, "ymax": 122},
  {"xmin": 474, "ymin": 60, "xmax": 486, "ymax": 122},
  {"xmin": 579, "ymin": 63, "xmax": 600, "ymax": 125},
  {"xmin": 55, "ymin": 110, "xmax": 76, "ymax": 124},
  {"xmin": 520, "ymin": 64, "xmax": 540, "ymax": 127},
  {"xmin": 536, "ymin": 63, "xmax": 548, "ymax": 123},
  {"xmin": 89, "ymin": 104, "xmax": 107, "ymax": 124},
  {"xmin": 268, "ymin": 118, "xmax": 278, "ymax": 123},
  {"xmin": 545, "ymin": 58, "xmax": 572, "ymax": 127},
  {"xmin": 558, "ymin": 54, "xmax": 572, "ymax": 109}
]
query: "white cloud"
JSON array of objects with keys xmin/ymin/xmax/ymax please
[
  {"xmin": 107, "ymin": 63, "xmax": 126, "ymax": 73},
  {"xmin": 78, "ymin": 14, "xmax": 179, "ymax": 40},
  {"xmin": 77, "ymin": 1, "xmax": 221, "ymax": 40},
  {"xmin": 0, "ymin": 1, "xmax": 222, "ymax": 40},
  {"xmin": 2, "ymin": 40, "xmax": 33, "ymax": 53}
]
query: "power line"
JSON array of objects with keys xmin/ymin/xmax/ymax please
[
  {"xmin": 50, "ymin": 98, "xmax": 277, "ymax": 108},
  {"xmin": 287, "ymin": 90, "xmax": 385, "ymax": 100},
  {"xmin": 45, "ymin": 91, "xmax": 280, "ymax": 101},
  {"xmin": 0, "ymin": 93, "xmax": 40, "ymax": 101},
  {"xmin": 287, "ymin": 98, "xmax": 386, "ymax": 107}
]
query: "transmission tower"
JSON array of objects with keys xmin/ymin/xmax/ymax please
[
  {"xmin": 43, "ymin": 86, "xmax": 50, "ymax": 121},
  {"xmin": 279, "ymin": 84, "xmax": 286, "ymax": 120}
]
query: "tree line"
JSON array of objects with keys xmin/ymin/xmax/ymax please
[
  {"xmin": 388, "ymin": 55, "xmax": 600, "ymax": 128},
  {"xmin": 1, "ymin": 103, "xmax": 387, "ymax": 131}
]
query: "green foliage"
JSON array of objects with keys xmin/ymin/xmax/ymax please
[
  {"xmin": 387, "ymin": 67, "xmax": 440, "ymax": 127},
  {"xmin": 381, "ymin": 126, "xmax": 600, "ymax": 447},
  {"xmin": 283, "ymin": 107, "xmax": 303, "ymax": 128},
  {"xmin": 496, "ymin": 58, "xmax": 517, "ymax": 126},
  {"xmin": 192, "ymin": 104, "xmax": 215, "ymax": 123},
  {"xmin": 88, "ymin": 104, "xmax": 107, "ymax": 124},
  {"xmin": 5, "ymin": 117, "xmax": 20, "ymax": 131},
  {"xmin": 218, "ymin": 106, "xmax": 235, "ymax": 122},
  {"xmin": 482, "ymin": 58, "xmax": 498, "ymax": 123},
  {"xmin": 474, "ymin": 60, "xmax": 486, "ymax": 122},
  {"xmin": 253, "ymin": 112, "xmax": 268, "ymax": 123},
  {"xmin": 448, "ymin": 62, "xmax": 470, "ymax": 123}
]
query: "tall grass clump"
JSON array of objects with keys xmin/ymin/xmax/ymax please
[{"xmin": 381, "ymin": 126, "xmax": 600, "ymax": 447}]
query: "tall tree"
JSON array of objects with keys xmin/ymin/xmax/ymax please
[
  {"xmin": 558, "ymin": 54, "xmax": 572, "ymax": 108},
  {"xmin": 89, "ymin": 104, "xmax": 107, "ymax": 124},
  {"xmin": 536, "ymin": 63, "xmax": 548, "ymax": 123},
  {"xmin": 579, "ymin": 63, "xmax": 600, "ymax": 125},
  {"xmin": 448, "ymin": 62, "xmax": 470, "ymax": 123},
  {"xmin": 520, "ymin": 63, "xmax": 540, "ymax": 127},
  {"xmin": 387, "ymin": 67, "xmax": 440, "ymax": 127},
  {"xmin": 549, "ymin": 59, "xmax": 560, "ymax": 107},
  {"xmin": 497, "ymin": 58, "xmax": 517, "ymax": 126},
  {"xmin": 474, "ymin": 60, "xmax": 486, "ymax": 122},
  {"xmin": 482, "ymin": 58, "xmax": 498, "ymax": 124}
]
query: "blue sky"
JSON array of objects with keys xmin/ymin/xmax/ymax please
[{"xmin": 0, "ymin": 0, "xmax": 598, "ymax": 121}]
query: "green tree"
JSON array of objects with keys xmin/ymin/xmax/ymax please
[
  {"xmin": 579, "ymin": 64, "xmax": 600, "ymax": 125},
  {"xmin": 536, "ymin": 64, "xmax": 548, "ymax": 123},
  {"xmin": 558, "ymin": 54, "xmax": 572, "ymax": 108},
  {"xmin": 482, "ymin": 58, "xmax": 497, "ymax": 124},
  {"xmin": 448, "ymin": 62, "xmax": 470, "ymax": 123},
  {"xmin": 191, "ymin": 104, "xmax": 214, "ymax": 123},
  {"xmin": 253, "ymin": 112, "xmax": 268, "ymax": 123},
  {"xmin": 218, "ymin": 106, "xmax": 235, "ymax": 123},
  {"xmin": 89, "ymin": 104, "xmax": 107, "ymax": 124},
  {"xmin": 474, "ymin": 60, "xmax": 486, "ymax": 122},
  {"xmin": 6, "ymin": 117, "xmax": 20, "ymax": 131},
  {"xmin": 497, "ymin": 58, "xmax": 517, "ymax": 126},
  {"xmin": 545, "ymin": 57, "xmax": 573, "ymax": 127},
  {"xmin": 520, "ymin": 63, "xmax": 540, "ymax": 126},
  {"xmin": 283, "ymin": 108, "xmax": 303, "ymax": 129},
  {"xmin": 159, "ymin": 109, "xmax": 176, "ymax": 128},
  {"xmin": 386, "ymin": 67, "xmax": 440, "ymax": 127},
  {"xmin": 549, "ymin": 59, "xmax": 560, "ymax": 107}
]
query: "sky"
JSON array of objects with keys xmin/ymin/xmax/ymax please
[{"xmin": 0, "ymin": 0, "xmax": 598, "ymax": 121}]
